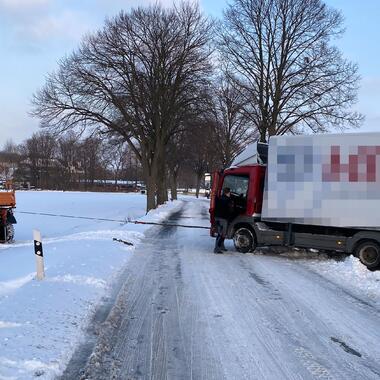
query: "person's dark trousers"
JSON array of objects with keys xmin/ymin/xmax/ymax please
[{"xmin": 214, "ymin": 219, "xmax": 228, "ymax": 253}]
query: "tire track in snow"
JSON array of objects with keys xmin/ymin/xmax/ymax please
[
  {"xmin": 59, "ymin": 203, "xmax": 218, "ymax": 379},
  {"xmin": 60, "ymin": 198, "xmax": 380, "ymax": 380},
  {"xmin": 0, "ymin": 273, "xmax": 35, "ymax": 296},
  {"xmin": 237, "ymin": 255, "xmax": 380, "ymax": 379}
]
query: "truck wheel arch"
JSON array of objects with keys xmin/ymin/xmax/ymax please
[
  {"xmin": 232, "ymin": 223, "xmax": 257, "ymax": 253},
  {"xmin": 347, "ymin": 231, "xmax": 380, "ymax": 254},
  {"xmin": 227, "ymin": 216, "xmax": 257, "ymax": 238}
]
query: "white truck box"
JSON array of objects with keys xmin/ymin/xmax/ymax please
[{"xmin": 262, "ymin": 132, "xmax": 380, "ymax": 229}]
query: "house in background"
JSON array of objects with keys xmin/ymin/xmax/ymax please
[{"xmin": 0, "ymin": 152, "xmax": 20, "ymax": 182}]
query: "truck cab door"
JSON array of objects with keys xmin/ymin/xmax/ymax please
[
  {"xmin": 209, "ymin": 170, "xmax": 221, "ymax": 236},
  {"xmin": 222, "ymin": 174, "xmax": 250, "ymax": 215}
]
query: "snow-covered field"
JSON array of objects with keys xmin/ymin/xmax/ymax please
[
  {"xmin": 0, "ymin": 191, "xmax": 379, "ymax": 379},
  {"xmin": 0, "ymin": 191, "xmax": 181, "ymax": 380}
]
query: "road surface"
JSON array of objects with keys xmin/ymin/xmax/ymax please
[{"xmin": 61, "ymin": 198, "xmax": 380, "ymax": 380}]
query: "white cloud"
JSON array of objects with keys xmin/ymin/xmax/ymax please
[
  {"xmin": 1, "ymin": 0, "xmax": 178, "ymax": 47},
  {"xmin": 0, "ymin": 0, "xmax": 50, "ymax": 11},
  {"xmin": 16, "ymin": 10, "xmax": 95, "ymax": 42},
  {"xmin": 94, "ymin": 0, "xmax": 175, "ymax": 12}
]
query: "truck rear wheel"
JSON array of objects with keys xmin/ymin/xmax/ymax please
[
  {"xmin": 355, "ymin": 241, "xmax": 380, "ymax": 270},
  {"xmin": 233, "ymin": 227, "xmax": 256, "ymax": 253}
]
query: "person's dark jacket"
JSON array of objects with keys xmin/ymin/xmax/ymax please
[{"xmin": 215, "ymin": 194, "xmax": 235, "ymax": 221}]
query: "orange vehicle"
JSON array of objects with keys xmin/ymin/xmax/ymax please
[{"xmin": 0, "ymin": 189, "xmax": 16, "ymax": 242}]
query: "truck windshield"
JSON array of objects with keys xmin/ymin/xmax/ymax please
[{"xmin": 223, "ymin": 175, "xmax": 249, "ymax": 198}]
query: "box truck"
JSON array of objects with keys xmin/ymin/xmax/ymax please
[{"xmin": 209, "ymin": 133, "xmax": 380, "ymax": 270}]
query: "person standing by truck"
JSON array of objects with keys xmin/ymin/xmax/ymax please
[{"xmin": 214, "ymin": 187, "xmax": 234, "ymax": 254}]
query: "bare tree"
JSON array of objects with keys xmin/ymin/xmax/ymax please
[
  {"xmin": 121, "ymin": 149, "xmax": 143, "ymax": 186},
  {"xmin": 3, "ymin": 140, "xmax": 19, "ymax": 154},
  {"xmin": 103, "ymin": 140, "xmax": 130, "ymax": 187},
  {"xmin": 79, "ymin": 137, "xmax": 103, "ymax": 190},
  {"xmin": 183, "ymin": 118, "xmax": 221, "ymax": 198},
  {"xmin": 56, "ymin": 132, "xmax": 81, "ymax": 190},
  {"xmin": 166, "ymin": 131, "xmax": 187, "ymax": 200},
  {"xmin": 32, "ymin": 3, "xmax": 213, "ymax": 211},
  {"xmin": 211, "ymin": 74, "xmax": 257, "ymax": 167},
  {"xmin": 20, "ymin": 132, "xmax": 57, "ymax": 188},
  {"xmin": 219, "ymin": 0, "xmax": 362, "ymax": 142},
  {"xmin": 0, "ymin": 140, "xmax": 21, "ymax": 182}
]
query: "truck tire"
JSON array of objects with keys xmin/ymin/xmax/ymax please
[
  {"xmin": 355, "ymin": 241, "xmax": 380, "ymax": 270},
  {"xmin": 233, "ymin": 227, "xmax": 256, "ymax": 253}
]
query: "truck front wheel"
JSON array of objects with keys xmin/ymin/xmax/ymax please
[
  {"xmin": 233, "ymin": 227, "xmax": 256, "ymax": 253},
  {"xmin": 355, "ymin": 241, "xmax": 380, "ymax": 270}
]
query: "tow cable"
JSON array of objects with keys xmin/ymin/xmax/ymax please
[
  {"xmin": 16, "ymin": 211, "xmax": 210, "ymax": 230},
  {"xmin": 16, "ymin": 210, "xmax": 210, "ymax": 249},
  {"xmin": 127, "ymin": 219, "xmax": 209, "ymax": 230}
]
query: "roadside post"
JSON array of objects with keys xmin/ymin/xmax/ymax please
[{"xmin": 33, "ymin": 229, "xmax": 45, "ymax": 280}]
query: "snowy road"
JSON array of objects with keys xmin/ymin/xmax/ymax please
[{"xmin": 63, "ymin": 198, "xmax": 380, "ymax": 380}]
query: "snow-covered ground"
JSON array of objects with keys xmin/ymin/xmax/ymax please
[
  {"xmin": 0, "ymin": 191, "xmax": 379, "ymax": 379},
  {"xmin": 260, "ymin": 249, "xmax": 380, "ymax": 307},
  {"xmin": 0, "ymin": 191, "xmax": 182, "ymax": 380},
  {"xmin": 304, "ymin": 255, "xmax": 380, "ymax": 306},
  {"xmin": 78, "ymin": 198, "xmax": 380, "ymax": 380}
]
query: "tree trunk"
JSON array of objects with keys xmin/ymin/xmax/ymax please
[
  {"xmin": 145, "ymin": 173, "xmax": 156, "ymax": 212},
  {"xmin": 268, "ymin": 123, "xmax": 276, "ymax": 138},
  {"xmin": 142, "ymin": 156, "xmax": 158, "ymax": 213},
  {"xmin": 157, "ymin": 177, "xmax": 168, "ymax": 205},
  {"xmin": 259, "ymin": 124, "xmax": 267, "ymax": 142},
  {"xmin": 170, "ymin": 170, "xmax": 178, "ymax": 200},
  {"xmin": 156, "ymin": 146, "xmax": 168, "ymax": 205},
  {"xmin": 195, "ymin": 172, "xmax": 202, "ymax": 198}
]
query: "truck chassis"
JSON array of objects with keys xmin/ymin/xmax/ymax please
[{"xmin": 228, "ymin": 217, "xmax": 380, "ymax": 270}]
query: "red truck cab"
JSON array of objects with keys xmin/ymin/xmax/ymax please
[{"xmin": 209, "ymin": 165, "xmax": 266, "ymax": 237}]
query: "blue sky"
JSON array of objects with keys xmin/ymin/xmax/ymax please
[{"xmin": 0, "ymin": 0, "xmax": 379, "ymax": 144}]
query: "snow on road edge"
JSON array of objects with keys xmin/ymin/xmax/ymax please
[{"xmin": 0, "ymin": 194, "xmax": 184, "ymax": 380}]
